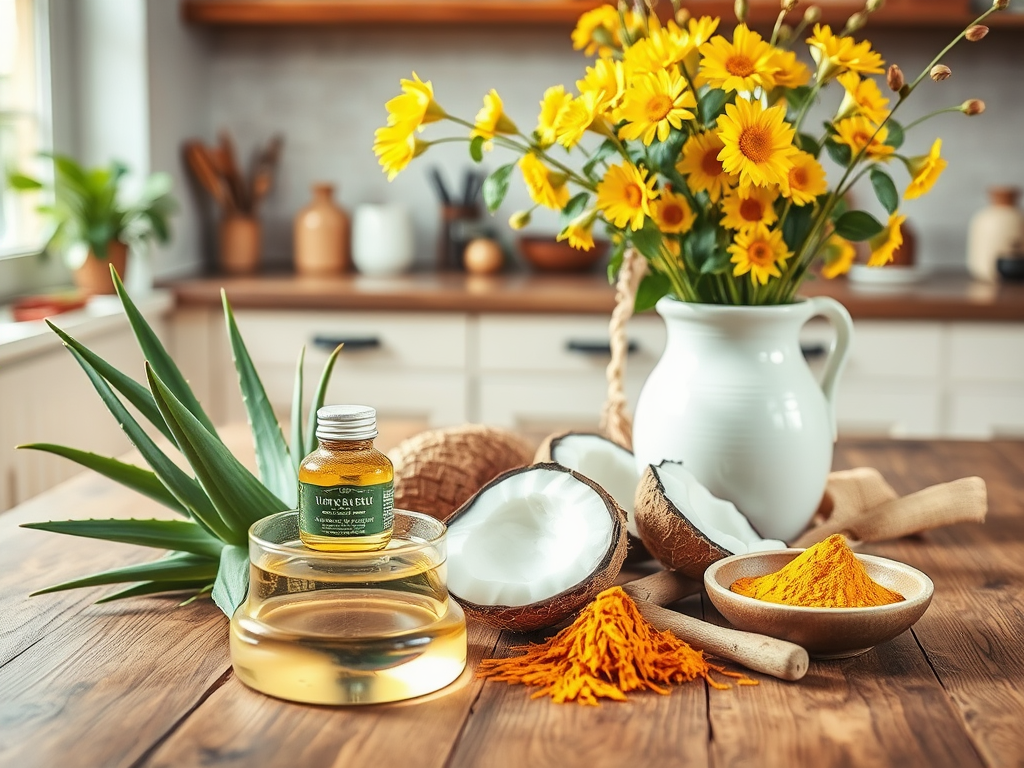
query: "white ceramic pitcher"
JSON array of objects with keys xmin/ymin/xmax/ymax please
[{"xmin": 632, "ymin": 296, "xmax": 854, "ymax": 542}]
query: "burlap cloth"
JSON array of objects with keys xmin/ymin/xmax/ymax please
[{"xmin": 602, "ymin": 249, "xmax": 988, "ymax": 547}]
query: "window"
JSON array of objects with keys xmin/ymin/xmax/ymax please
[{"xmin": 0, "ymin": 0, "xmax": 51, "ymax": 259}]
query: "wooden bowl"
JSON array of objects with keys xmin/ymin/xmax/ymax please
[
  {"xmin": 704, "ymin": 549, "xmax": 934, "ymax": 659},
  {"xmin": 517, "ymin": 236, "xmax": 608, "ymax": 273}
]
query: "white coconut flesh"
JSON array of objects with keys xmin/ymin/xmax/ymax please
[
  {"xmin": 657, "ymin": 462, "xmax": 786, "ymax": 555},
  {"xmin": 446, "ymin": 466, "xmax": 615, "ymax": 607},
  {"xmin": 549, "ymin": 434, "xmax": 641, "ymax": 537}
]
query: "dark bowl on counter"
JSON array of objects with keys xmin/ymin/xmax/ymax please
[
  {"xmin": 996, "ymin": 256, "xmax": 1024, "ymax": 283},
  {"xmin": 518, "ymin": 235, "xmax": 609, "ymax": 273}
]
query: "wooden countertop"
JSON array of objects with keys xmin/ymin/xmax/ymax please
[
  {"xmin": 2, "ymin": 428, "xmax": 1023, "ymax": 767},
  {"xmin": 168, "ymin": 271, "xmax": 1024, "ymax": 321}
]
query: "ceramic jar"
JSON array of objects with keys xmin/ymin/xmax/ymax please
[
  {"xmin": 73, "ymin": 240, "xmax": 128, "ymax": 295},
  {"xmin": 352, "ymin": 204, "xmax": 414, "ymax": 276},
  {"xmin": 294, "ymin": 184, "xmax": 350, "ymax": 276},
  {"xmin": 968, "ymin": 187, "xmax": 1024, "ymax": 282},
  {"xmin": 632, "ymin": 296, "xmax": 854, "ymax": 542},
  {"xmin": 219, "ymin": 215, "xmax": 261, "ymax": 275}
]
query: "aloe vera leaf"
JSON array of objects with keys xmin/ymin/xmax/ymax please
[
  {"xmin": 147, "ymin": 363, "xmax": 289, "ymax": 541},
  {"xmin": 290, "ymin": 346, "xmax": 305, "ymax": 475},
  {"xmin": 222, "ymin": 292, "xmax": 295, "ymax": 506},
  {"xmin": 211, "ymin": 544, "xmax": 249, "ymax": 617},
  {"xmin": 30, "ymin": 552, "xmax": 219, "ymax": 596},
  {"xmin": 45, "ymin": 321, "xmax": 175, "ymax": 444},
  {"xmin": 65, "ymin": 346, "xmax": 232, "ymax": 542},
  {"xmin": 95, "ymin": 580, "xmax": 213, "ymax": 604},
  {"xmin": 21, "ymin": 518, "xmax": 225, "ymax": 559},
  {"xmin": 110, "ymin": 267, "xmax": 219, "ymax": 436},
  {"xmin": 18, "ymin": 444, "xmax": 187, "ymax": 515},
  {"xmin": 304, "ymin": 343, "xmax": 344, "ymax": 456}
]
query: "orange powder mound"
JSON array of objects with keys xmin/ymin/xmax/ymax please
[
  {"xmin": 476, "ymin": 586, "xmax": 755, "ymax": 705},
  {"xmin": 731, "ymin": 534, "xmax": 905, "ymax": 608}
]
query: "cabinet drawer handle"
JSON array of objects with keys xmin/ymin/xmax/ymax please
[
  {"xmin": 566, "ymin": 339, "xmax": 639, "ymax": 356},
  {"xmin": 801, "ymin": 343, "xmax": 828, "ymax": 360},
  {"xmin": 311, "ymin": 335, "xmax": 382, "ymax": 351}
]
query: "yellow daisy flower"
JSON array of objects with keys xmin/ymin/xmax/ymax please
[
  {"xmin": 473, "ymin": 89, "xmax": 518, "ymax": 142},
  {"xmin": 682, "ymin": 15, "xmax": 721, "ymax": 74},
  {"xmin": 769, "ymin": 49, "xmax": 811, "ymax": 89},
  {"xmin": 904, "ymin": 138, "xmax": 948, "ymax": 200},
  {"xmin": 623, "ymin": 20, "xmax": 689, "ymax": 76},
  {"xmin": 384, "ymin": 72, "xmax": 445, "ymax": 132},
  {"xmin": 820, "ymin": 235, "xmax": 858, "ymax": 279},
  {"xmin": 677, "ymin": 131, "xmax": 737, "ymax": 203},
  {"xmin": 577, "ymin": 57, "xmax": 625, "ymax": 112},
  {"xmin": 807, "ymin": 24, "xmax": 885, "ymax": 80},
  {"xmin": 721, "ymin": 185, "xmax": 780, "ymax": 230},
  {"xmin": 558, "ymin": 213, "xmax": 597, "ymax": 251},
  {"xmin": 596, "ymin": 162, "xmax": 658, "ymax": 231},
  {"xmin": 518, "ymin": 153, "xmax": 570, "ymax": 210},
  {"xmin": 536, "ymin": 85, "xmax": 573, "ymax": 148},
  {"xmin": 373, "ymin": 124, "xmax": 427, "ymax": 181},
  {"xmin": 833, "ymin": 116, "xmax": 895, "ymax": 161},
  {"xmin": 729, "ymin": 224, "xmax": 791, "ymax": 285},
  {"xmin": 867, "ymin": 212, "xmax": 906, "ymax": 266},
  {"xmin": 616, "ymin": 69, "xmax": 697, "ymax": 146},
  {"xmin": 716, "ymin": 98, "xmax": 797, "ymax": 188},
  {"xmin": 699, "ymin": 24, "xmax": 780, "ymax": 94},
  {"xmin": 781, "ymin": 150, "xmax": 828, "ymax": 206},
  {"xmin": 571, "ymin": 5, "xmax": 639, "ymax": 57},
  {"xmin": 555, "ymin": 90, "xmax": 612, "ymax": 148},
  {"xmin": 651, "ymin": 188, "xmax": 696, "ymax": 234},
  {"xmin": 835, "ymin": 72, "xmax": 890, "ymax": 124}
]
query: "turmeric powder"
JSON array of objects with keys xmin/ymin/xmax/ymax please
[
  {"xmin": 477, "ymin": 586, "xmax": 754, "ymax": 705},
  {"xmin": 731, "ymin": 534, "xmax": 904, "ymax": 608}
]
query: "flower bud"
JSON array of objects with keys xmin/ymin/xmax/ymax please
[
  {"xmin": 966, "ymin": 24, "xmax": 990, "ymax": 41},
  {"xmin": 845, "ymin": 10, "xmax": 868, "ymax": 31},
  {"xmin": 961, "ymin": 98, "xmax": 986, "ymax": 115},
  {"xmin": 734, "ymin": 0, "xmax": 749, "ymax": 22},
  {"xmin": 777, "ymin": 24, "xmax": 793, "ymax": 44},
  {"xmin": 887, "ymin": 64, "xmax": 905, "ymax": 92},
  {"xmin": 781, "ymin": 0, "xmax": 798, "ymax": 11},
  {"xmin": 994, "ymin": 0, "xmax": 1009, "ymax": 9},
  {"xmin": 508, "ymin": 210, "xmax": 532, "ymax": 230},
  {"xmin": 930, "ymin": 64, "xmax": 952, "ymax": 81},
  {"xmin": 866, "ymin": 0, "xmax": 884, "ymax": 11},
  {"xmin": 804, "ymin": 5, "xmax": 821, "ymax": 23},
  {"xmin": 675, "ymin": 7, "xmax": 691, "ymax": 24}
]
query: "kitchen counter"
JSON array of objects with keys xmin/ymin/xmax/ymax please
[
  {"xmin": 168, "ymin": 271, "xmax": 1024, "ymax": 321},
  {"xmin": 2, "ymin": 427, "xmax": 1022, "ymax": 767}
]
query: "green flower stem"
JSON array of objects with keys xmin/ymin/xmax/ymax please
[
  {"xmin": 901, "ymin": 105, "xmax": 964, "ymax": 133},
  {"xmin": 770, "ymin": 8, "xmax": 790, "ymax": 47},
  {"xmin": 793, "ymin": 79, "xmax": 826, "ymax": 134},
  {"xmin": 679, "ymin": 64, "xmax": 706, "ymax": 129}
]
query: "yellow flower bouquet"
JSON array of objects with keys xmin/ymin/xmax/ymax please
[{"xmin": 375, "ymin": 0, "xmax": 1004, "ymax": 307}]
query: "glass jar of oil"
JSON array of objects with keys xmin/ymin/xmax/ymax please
[
  {"xmin": 230, "ymin": 510, "xmax": 467, "ymax": 705},
  {"xmin": 298, "ymin": 405, "xmax": 394, "ymax": 552}
]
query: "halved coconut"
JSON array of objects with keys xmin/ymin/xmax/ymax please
[
  {"xmin": 635, "ymin": 461, "xmax": 786, "ymax": 580},
  {"xmin": 446, "ymin": 462, "xmax": 628, "ymax": 632},
  {"xmin": 535, "ymin": 432, "xmax": 642, "ymax": 537}
]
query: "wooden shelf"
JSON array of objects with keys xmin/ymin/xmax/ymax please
[{"xmin": 182, "ymin": 0, "xmax": 1023, "ymax": 29}]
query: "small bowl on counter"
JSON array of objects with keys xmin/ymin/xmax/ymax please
[
  {"xmin": 517, "ymin": 235, "xmax": 609, "ymax": 273},
  {"xmin": 704, "ymin": 549, "xmax": 934, "ymax": 659}
]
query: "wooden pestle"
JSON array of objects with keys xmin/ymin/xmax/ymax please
[{"xmin": 622, "ymin": 570, "xmax": 809, "ymax": 682}]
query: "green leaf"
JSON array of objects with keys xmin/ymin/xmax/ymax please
[
  {"xmin": 211, "ymin": 545, "xmax": 249, "ymax": 617},
  {"xmin": 482, "ymin": 163, "xmax": 515, "ymax": 213},
  {"xmin": 31, "ymin": 552, "xmax": 219, "ymax": 596},
  {"xmin": 469, "ymin": 136, "xmax": 485, "ymax": 163},
  {"xmin": 606, "ymin": 239, "xmax": 626, "ymax": 284},
  {"xmin": 64, "ymin": 347, "xmax": 231, "ymax": 542},
  {"xmin": 628, "ymin": 218, "xmax": 665, "ymax": 263},
  {"xmin": 634, "ymin": 271, "xmax": 670, "ymax": 313},
  {"xmin": 685, "ymin": 221, "xmax": 722, "ymax": 274},
  {"xmin": 582, "ymin": 139, "xmax": 619, "ymax": 178},
  {"xmin": 785, "ymin": 86, "xmax": 814, "ymax": 113},
  {"xmin": 291, "ymin": 346, "xmax": 306, "ymax": 476},
  {"xmin": 700, "ymin": 89, "xmax": 730, "ymax": 123},
  {"xmin": 21, "ymin": 518, "xmax": 224, "ymax": 559},
  {"xmin": 869, "ymin": 166, "xmax": 899, "ymax": 214},
  {"xmin": 94, "ymin": 580, "xmax": 213, "ymax": 604},
  {"xmin": 18, "ymin": 444, "xmax": 187, "ymax": 515},
  {"xmin": 646, "ymin": 131, "xmax": 686, "ymax": 173},
  {"xmin": 46, "ymin": 320, "xmax": 175, "ymax": 444},
  {"xmin": 7, "ymin": 172, "xmax": 43, "ymax": 190},
  {"xmin": 559, "ymin": 192, "xmax": 590, "ymax": 231},
  {"xmin": 222, "ymin": 292, "xmax": 294, "ymax": 507},
  {"xmin": 147, "ymin": 363, "xmax": 289, "ymax": 541},
  {"xmin": 304, "ymin": 343, "xmax": 345, "ymax": 457},
  {"xmin": 884, "ymin": 119, "xmax": 904, "ymax": 150},
  {"xmin": 824, "ymin": 138, "xmax": 852, "ymax": 167},
  {"xmin": 796, "ymin": 132, "xmax": 820, "ymax": 158},
  {"xmin": 834, "ymin": 210, "xmax": 885, "ymax": 242},
  {"xmin": 782, "ymin": 204, "xmax": 815, "ymax": 253},
  {"xmin": 112, "ymin": 268, "xmax": 219, "ymax": 437}
]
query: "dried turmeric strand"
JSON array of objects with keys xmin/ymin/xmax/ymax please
[
  {"xmin": 731, "ymin": 534, "xmax": 905, "ymax": 608},
  {"xmin": 477, "ymin": 586, "xmax": 755, "ymax": 705}
]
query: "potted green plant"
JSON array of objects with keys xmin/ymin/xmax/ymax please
[{"xmin": 7, "ymin": 154, "xmax": 176, "ymax": 295}]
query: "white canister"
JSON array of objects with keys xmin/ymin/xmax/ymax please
[
  {"xmin": 967, "ymin": 187, "xmax": 1024, "ymax": 282},
  {"xmin": 352, "ymin": 204, "xmax": 415, "ymax": 276}
]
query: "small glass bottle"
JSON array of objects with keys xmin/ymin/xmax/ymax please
[{"xmin": 298, "ymin": 405, "xmax": 394, "ymax": 552}]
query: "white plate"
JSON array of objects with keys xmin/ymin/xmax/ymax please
[{"xmin": 848, "ymin": 264, "xmax": 929, "ymax": 285}]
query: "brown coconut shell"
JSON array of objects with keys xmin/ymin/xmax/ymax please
[
  {"xmin": 448, "ymin": 462, "xmax": 628, "ymax": 632},
  {"xmin": 634, "ymin": 464, "xmax": 732, "ymax": 580},
  {"xmin": 390, "ymin": 424, "xmax": 534, "ymax": 521}
]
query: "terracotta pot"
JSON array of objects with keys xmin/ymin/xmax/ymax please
[
  {"xmin": 220, "ymin": 215, "xmax": 261, "ymax": 275},
  {"xmin": 74, "ymin": 240, "xmax": 128, "ymax": 296},
  {"xmin": 294, "ymin": 183, "xmax": 350, "ymax": 275}
]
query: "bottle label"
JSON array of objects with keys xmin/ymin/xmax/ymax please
[{"xmin": 299, "ymin": 481, "xmax": 394, "ymax": 538}]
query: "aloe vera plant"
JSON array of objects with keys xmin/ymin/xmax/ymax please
[{"xmin": 19, "ymin": 267, "xmax": 342, "ymax": 617}]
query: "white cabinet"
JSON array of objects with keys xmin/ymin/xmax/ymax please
[{"xmin": 948, "ymin": 323, "xmax": 1024, "ymax": 438}]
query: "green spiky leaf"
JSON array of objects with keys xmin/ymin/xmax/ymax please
[
  {"xmin": 21, "ymin": 518, "xmax": 224, "ymax": 559},
  {"xmin": 211, "ymin": 545, "xmax": 249, "ymax": 617},
  {"xmin": 94, "ymin": 580, "xmax": 213, "ymax": 604},
  {"xmin": 304, "ymin": 344, "xmax": 345, "ymax": 457},
  {"xmin": 31, "ymin": 552, "xmax": 219, "ymax": 596},
  {"xmin": 291, "ymin": 346, "xmax": 306, "ymax": 476}
]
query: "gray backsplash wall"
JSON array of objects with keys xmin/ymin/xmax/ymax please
[{"xmin": 204, "ymin": 24, "xmax": 1024, "ymax": 273}]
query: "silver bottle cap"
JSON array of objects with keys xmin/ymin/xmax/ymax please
[{"xmin": 315, "ymin": 404, "xmax": 378, "ymax": 441}]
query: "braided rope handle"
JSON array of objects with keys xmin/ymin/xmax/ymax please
[{"xmin": 600, "ymin": 248, "xmax": 647, "ymax": 450}]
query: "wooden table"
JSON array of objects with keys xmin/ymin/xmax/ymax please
[{"xmin": 2, "ymin": 435, "xmax": 1023, "ymax": 767}]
